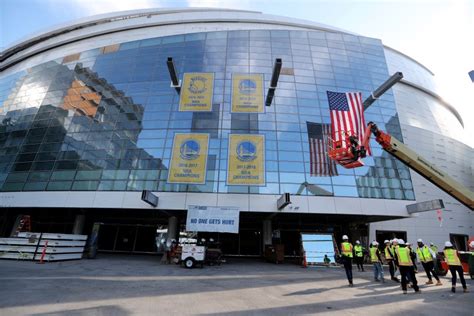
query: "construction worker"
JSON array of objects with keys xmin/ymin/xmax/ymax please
[
  {"xmin": 354, "ymin": 240, "xmax": 365, "ymax": 272},
  {"xmin": 430, "ymin": 242, "xmax": 439, "ymax": 254},
  {"xmin": 416, "ymin": 239, "xmax": 442, "ymax": 285},
  {"xmin": 394, "ymin": 239, "xmax": 420, "ymax": 294},
  {"xmin": 370, "ymin": 241, "xmax": 384, "ymax": 282},
  {"xmin": 384, "ymin": 240, "xmax": 399, "ymax": 282},
  {"xmin": 443, "ymin": 241, "xmax": 468, "ymax": 293},
  {"xmin": 469, "ymin": 241, "xmax": 474, "ymax": 280},
  {"xmin": 340, "ymin": 235, "xmax": 354, "ymax": 287},
  {"xmin": 406, "ymin": 242, "xmax": 418, "ymax": 273}
]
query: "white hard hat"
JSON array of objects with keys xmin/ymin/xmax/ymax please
[
  {"xmin": 445, "ymin": 241, "xmax": 453, "ymax": 247},
  {"xmin": 469, "ymin": 241, "xmax": 474, "ymax": 248},
  {"xmin": 417, "ymin": 239, "xmax": 423, "ymax": 243},
  {"xmin": 342, "ymin": 235, "xmax": 348, "ymax": 240},
  {"xmin": 398, "ymin": 239, "xmax": 405, "ymax": 245},
  {"xmin": 392, "ymin": 239, "xmax": 399, "ymax": 244},
  {"xmin": 384, "ymin": 240, "xmax": 389, "ymax": 244},
  {"xmin": 356, "ymin": 240, "xmax": 360, "ymax": 244},
  {"xmin": 372, "ymin": 241, "xmax": 379, "ymax": 246},
  {"xmin": 406, "ymin": 242, "xmax": 411, "ymax": 246}
]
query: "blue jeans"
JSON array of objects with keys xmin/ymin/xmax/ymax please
[{"xmin": 373, "ymin": 262, "xmax": 384, "ymax": 281}]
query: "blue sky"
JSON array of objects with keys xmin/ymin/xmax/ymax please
[{"xmin": 1, "ymin": 0, "xmax": 473, "ymax": 141}]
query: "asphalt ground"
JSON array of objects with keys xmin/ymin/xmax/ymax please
[{"xmin": 0, "ymin": 255, "xmax": 472, "ymax": 315}]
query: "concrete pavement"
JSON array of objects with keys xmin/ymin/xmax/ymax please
[{"xmin": 0, "ymin": 255, "xmax": 472, "ymax": 315}]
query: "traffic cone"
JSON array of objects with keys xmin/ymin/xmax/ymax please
[{"xmin": 302, "ymin": 251, "xmax": 308, "ymax": 268}]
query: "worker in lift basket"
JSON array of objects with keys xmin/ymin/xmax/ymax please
[
  {"xmin": 340, "ymin": 235, "xmax": 354, "ymax": 287},
  {"xmin": 443, "ymin": 241, "xmax": 468, "ymax": 293}
]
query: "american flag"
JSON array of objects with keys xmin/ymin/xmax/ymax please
[
  {"xmin": 306, "ymin": 122, "xmax": 338, "ymax": 176},
  {"xmin": 327, "ymin": 91, "xmax": 370, "ymax": 155}
]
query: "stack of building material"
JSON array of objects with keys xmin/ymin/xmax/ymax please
[{"xmin": 0, "ymin": 232, "xmax": 87, "ymax": 261}]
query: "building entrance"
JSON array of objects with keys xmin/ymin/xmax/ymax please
[{"xmin": 97, "ymin": 223, "xmax": 158, "ymax": 254}]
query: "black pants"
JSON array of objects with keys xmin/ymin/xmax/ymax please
[
  {"xmin": 449, "ymin": 265, "xmax": 466, "ymax": 289},
  {"xmin": 342, "ymin": 257, "xmax": 353, "ymax": 283},
  {"xmin": 399, "ymin": 266, "xmax": 419, "ymax": 291},
  {"xmin": 421, "ymin": 261, "xmax": 439, "ymax": 281},
  {"xmin": 388, "ymin": 260, "xmax": 396, "ymax": 278},
  {"xmin": 355, "ymin": 256, "xmax": 364, "ymax": 271}
]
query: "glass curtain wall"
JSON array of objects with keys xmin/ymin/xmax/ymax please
[{"xmin": 0, "ymin": 30, "xmax": 414, "ymax": 200}]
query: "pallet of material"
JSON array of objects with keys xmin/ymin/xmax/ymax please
[{"xmin": 0, "ymin": 232, "xmax": 87, "ymax": 262}]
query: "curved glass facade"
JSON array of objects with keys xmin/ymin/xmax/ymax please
[{"xmin": 0, "ymin": 30, "xmax": 414, "ymax": 200}]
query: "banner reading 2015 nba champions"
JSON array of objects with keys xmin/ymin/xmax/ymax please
[
  {"xmin": 179, "ymin": 73, "xmax": 214, "ymax": 112},
  {"xmin": 231, "ymin": 74, "xmax": 264, "ymax": 113},
  {"xmin": 227, "ymin": 134, "xmax": 265, "ymax": 186},
  {"xmin": 168, "ymin": 133, "xmax": 209, "ymax": 184}
]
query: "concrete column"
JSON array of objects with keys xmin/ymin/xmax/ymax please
[
  {"xmin": 72, "ymin": 214, "xmax": 85, "ymax": 235},
  {"xmin": 262, "ymin": 219, "xmax": 272, "ymax": 248},
  {"xmin": 167, "ymin": 216, "xmax": 178, "ymax": 242}
]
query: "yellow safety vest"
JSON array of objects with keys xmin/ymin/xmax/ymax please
[
  {"xmin": 385, "ymin": 246, "xmax": 393, "ymax": 260},
  {"xmin": 444, "ymin": 248, "xmax": 461, "ymax": 266},
  {"xmin": 396, "ymin": 247, "xmax": 413, "ymax": 266},
  {"xmin": 370, "ymin": 247, "xmax": 380, "ymax": 263},
  {"xmin": 416, "ymin": 246, "xmax": 433, "ymax": 263},
  {"xmin": 341, "ymin": 242, "xmax": 353, "ymax": 258},
  {"xmin": 430, "ymin": 245, "xmax": 438, "ymax": 254},
  {"xmin": 354, "ymin": 245, "xmax": 363, "ymax": 257}
]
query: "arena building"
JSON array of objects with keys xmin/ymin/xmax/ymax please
[{"xmin": 0, "ymin": 8, "xmax": 472, "ymax": 256}]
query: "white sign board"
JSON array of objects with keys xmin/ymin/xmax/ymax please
[{"xmin": 186, "ymin": 205, "xmax": 240, "ymax": 234}]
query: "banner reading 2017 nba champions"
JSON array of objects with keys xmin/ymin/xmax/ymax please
[
  {"xmin": 231, "ymin": 74, "xmax": 264, "ymax": 113},
  {"xmin": 168, "ymin": 133, "xmax": 209, "ymax": 184},
  {"xmin": 179, "ymin": 73, "xmax": 214, "ymax": 112},
  {"xmin": 227, "ymin": 134, "xmax": 265, "ymax": 186}
]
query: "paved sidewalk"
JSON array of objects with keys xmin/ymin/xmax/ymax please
[{"xmin": 0, "ymin": 255, "xmax": 472, "ymax": 315}]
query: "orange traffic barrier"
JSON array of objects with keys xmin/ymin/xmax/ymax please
[
  {"xmin": 37, "ymin": 241, "xmax": 49, "ymax": 264},
  {"xmin": 302, "ymin": 251, "xmax": 307, "ymax": 268}
]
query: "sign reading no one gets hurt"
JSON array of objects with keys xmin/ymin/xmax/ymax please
[{"xmin": 186, "ymin": 205, "xmax": 240, "ymax": 234}]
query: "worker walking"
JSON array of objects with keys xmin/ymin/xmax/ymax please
[
  {"xmin": 394, "ymin": 239, "xmax": 420, "ymax": 294},
  {"xmin": 370, "ymin": 241, "xmax": 384, "ymax": 282},
  {"xmin": 443, "ymin": 241, "xmax": 468, "ymax": 293},
  {"xmin": 354, "ymin": 240, "xmax": 365, "ymax": 272},
  {"xmin": 384, "ymin": 240, "xmax": 399, "ymax": 282},
  {"xmin": 340, "ymin": 235, "xmax": 354, "ymax": 287},
  {"xmin": 416, "ymin": 239, "xmax": 442, "ymax": 285},
  {"xmin": 430, "ymin": 242, "xmax": 438, "ymax": 254}
]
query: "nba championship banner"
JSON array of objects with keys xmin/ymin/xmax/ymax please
[
  {"xmin": 168, "ymin": 133, "xmax": 210, "ymax": 184},
  {"xmin": 231, "ymin": 74, "xmax": 264, "ymax": 113},
  {"xmin": 227, "ymin": 134, "xmax": 265, "ymax": 186},
  {"xmin": 179, "ymin": 73, "xmax": 214, "ymax": 112}
]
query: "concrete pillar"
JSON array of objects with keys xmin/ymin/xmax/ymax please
[
  {"xmin": 262, "ymin": 219, "xmax": 272, "ymax": 248},
  {"xmin": 72, "ymin": 214, "xmax": 85, "ymax": 235},
  {"xmin": 167, "ymin": 216, "xmax": 178, "ymax": 242}
]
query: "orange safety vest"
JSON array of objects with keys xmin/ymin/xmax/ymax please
[
  {"xmin": 444, "ymin": 248, "xmax": 461, "ymax": 266},
  {"xmin": 341, "ymin": 242, "xmax": 353, "ymax": 258}
]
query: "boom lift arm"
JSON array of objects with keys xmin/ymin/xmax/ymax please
[{"xmin": 354, "ymin": 122, "xmax": 474, "ymax": 210}]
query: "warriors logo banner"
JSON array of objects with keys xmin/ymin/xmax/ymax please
[
  {"xmin": 179, "ymin": 73, "xmax": 214, "ymax": 112},
  {"xmin": 227, "ymin": 134, "xmax": 265, "ymax": 186},
  {"xmin": 231, "ymin": 74, "xmax": 264, "ymax": 113},
  {"xmin": 168, "ymin": 133, "xmax": 210, "ymax": 184}
]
